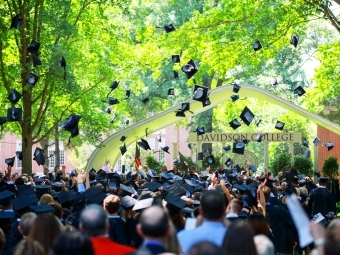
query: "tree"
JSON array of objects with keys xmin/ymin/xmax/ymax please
[
  {"xmin": 294, "ymin": 155, "xmax": 313, "ymax": 176},
  {"xmin": 322, "ymin": 155, "xmax": 339, "ymax": 180},
  {"xmin": 270, "ymin": 152, "xmax": 291, "ymax": 176}
]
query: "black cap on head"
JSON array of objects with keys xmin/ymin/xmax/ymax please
[
  {"xmin": 5, "ymin": 157, "xmax": 15, "ymax": 167},
  {"xmin": 60, "ymin": 114, "xmax": 81, "ymax": 138},
  {"xmin": 294, "ymin": 86, "xmax": 306, "ymax": 97},
  {"xmin": 26, "ymin": 40, "xmax": 40, "ymax": 55},
  {"xmin": 53, "ymin": 190, "xmax": 77, "ymax": 205},
  {"xmin": 11, "ymin": 195, "xmax": 33, "ymax": 211},
  {"xmin": 120, "ymin": 143, "xmax": 127, "ymax": 155},
  {"xmin": 7, "ymin": 108, "xmax": 22, "ymax": 121},
  {"xmin": 146, "ymin": 182, "xmax": 162, "ymax": 192},
  {"xmin": 290, "ymin": 34, "xmax": 299, "ymax": 48},
  {"xmin": 82, "ymin": 187, "xmax": 107, "ymax": 204},
  {"xmin": 229, "ymin": 119, "xmax": 241, "ymax": 130},
  {"xmin": 0, "ymin": 190, "xmax": 15, "ymax": 206},
  {"xmin": 252, "ymin": 41, "xmax": 262, "ymax": 51},
  {"xmin": 161, "ymin": 146, "xmax": 170, "ymax": 154},
  {"xmin": 240, "ymin": 106, "xmax": 255, "ymax": 126},
  {"xmin": 325, "ymin": 141, "xmax": 334, "ymax": 151},
  {"xmin": 275, "ymin": 120, "xmax": 285, "ymax": 131},
  {"xmin": 231, "ymin": 95, "xmax": 239, "ymax": 102},
  {"xmin": 120, "ymin": 196, "xmax": 137, "ymax": 210},
  {"xmin": 10, "ymin": 14, "xmax": 23, "ymax": 29},
  {"xmin": 165, "ymin": 193, "xmax": 186, "ymax": 212},
  {"xmin": 233, "ymin": 84, "xmax": 241, "ymax": 93},
  {"xmin": 30, "ymin": 205, "xmax": 55, "ymax": 214},
  {"xmin": 195, "ymin": 127, "xmax": 205, "ymax": 135},
  {"xmin": 8, "ymin": 89, "xmax": 22, "ymax": 105},
  {"xmin": 120, "ymin": 184, "xmax": 137, "ymax": 196},
  {"xmin": 138, "ymin": 138, "xmax": 151, "ymax": 151},
  {"xmin": 141, "ymin": 98, "xmax": 150, "ymax": 105},
  {"xmin": 182, "ymin": 59, "xmax": 198, "ymax": 79},
  {"xmin": 109, "ymin": 81, "xmax": 119, "ymax": 90},
  {"xmin": 0, "ymin": 211, "xmax": 15, "ymax": 219},
  {"xmin": 172, "ymin": 55, "xmax": 180, "ymax": 63},
  {"xmin": 33, "ymin": 147, "xmax": 45, "ymax": 166},
  {"xmin": 233, "ymin": 141, "xmax": 245, "ymax": 155},
  {"xmin": 168, "ymin": 88, "xmax": 175, "ymax": 96},
  {"xmin": 164, "ymin": 24, "xmax": 175, "ymax": 33},
  {"xmin": 206, "ymin": 155, "xmax": 215, "ymax": 165},
  {"xmin": 108, "ymin": 97, "xmax": 120, "ymax": 105},
  {"xmin": 27, "ymin": 73, "xmax": 39, "ymax": 86},
  {"xmin": 0, "ymin": 117, "xmax": 6, "ymax": 125},
  {"xmin": 132, "ymin": 197, "xmax": 154, "ymax": 211},
  {"xmin": 319, "ymin": 177, "xmax": 328, "ymax": 184}
]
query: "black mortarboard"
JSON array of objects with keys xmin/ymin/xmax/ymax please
[
  {"xmin": 225, "ymin": 158, "xmax": 233, "ymax": 167},
  {"xmin": 231, "ymin": 95, "xmax": 239, "ymax": 102},
  {"xmin": 10, "ymin": 14, "xmax": 23, "ymax": 29},
  {"xmin": 146, "ymin": 182, "xmax": 162, "ymax": 192},
  {"xmin": 32, "ymin": 55, "xmax": 41, "ymax": 67},
  {"xmin": 206, "ymin": 155, "xmax": 215, "ymax": 165},
  {"xmin": 108, "ymin": 97, "xmax": 120, "ymax": 105},
  {"xmin": 26, "ymin": 40, "xmax": 40, "ymax": 55},
  {"xmin": 173, "ymin": 159, "xmax": 180, "ymax": 165},
  {"xmin": 255, "ymin": 134, "xmax": 263, "ymax": 142},
  {"xmin": 17, "ymin": 185, "xmax": 33, "ymax": 195},
  {"xmin": 58, "ymin": 56, "xmax": 66, "ymax": 68},
  {"xmin": 249, "ymin": 165, "xmax": 257, "ymax": 172},
  {"xmin": 192, "ymin": 85, "xmax": 208, "ymax": 102},
  {"xmin": 182, "ymin": 59, "xmax": 198, "ymax": 79},
  {"xmin": 82, "ymin": 187, "xmax": 107, "ymax": 204},
  {"xmin": 302, "ymin": 139, "xmax": 309, "ymax": 148},
  {"xmin": 290, "ymin": 34, "xmax": 299, "ymax": 48},
  {"xmin": 197, "ymin": 152, "xmax": 204, "ymax": 161},
  {"xmin": 176, "ymin": 111, "xmax": 185, "ymax": 117},
  {"xmin": 60, "ymin": 114, "xmax": 81, "ymax": 138},
  {"xmin": 313, "ymin": 137, "xmax": 321, "ymax": 146},
  {"xmin": 168, "ymin": 88, "xmax": 175, "ymax": 96},
  {"xmin": 172, "ymin": 55, "xmax": 180, "ymax": 63},
  {"xmin": 252, "ymin": 41, "xmax": 262, "ymax": 51},
  {"xmin": 180, "ymin": 103, "xmax": 190, "ymax": 112},
  {"xmin": 30, "ymin": 205, "xmax": 55, "ymax": 214},
  {"xmin": 5, "ymin": 157, "xmax": 15, "ymax": 167},
  {"xmin": 11, "ymin": 195, "xmax": 33, "ymax": 211},
  {"xmin": 275, "ymin": 121, "xmax": 285, "ymax": 131},
  {"xmin": 325, "ymin": 141, "xmax": 334, "ymax": 151},
  {"xmin": 132, "ymin": 197, "xmax": 154, "ymax": 211},
  {"xmin": 51, "ymin": 182, "xmax": 62, "ymax": 192},
  {"xmin": 138, "ymin": 138, "xmax": 151, "ymax": 151},
  {"xmin": 125, "ymin": 90, "xmax": 131, "ymax": 99},
  {"xmin": 109, "ymin": 81, "xmax": 119, "ymax": 90},
  {"xmin": 0, "ymin": 211, "xmax": 15, "ymax": 219},
  {"xmin": 202, "ymin": 97, "xmax": 211, "ymax": 107},
  {"xmin": 0, "ymin": 190, "xmax": 15, "ymax": 206},
  {"xmin": 229, "ymin": 119, "xmax": 241, "ymax": 130},
  {"xmin": 8, "ymin": 89, "xmax": 22, "ymax": 105},
  {"xmin": 120, "ymin": 184, "xmax": 137, "ymax": 196},
  {"xmin": 161, "ymin": 146, "xmax": 170, "ymax": 154},
  {"xmin": 240, "ymin": 106, "xmax": 255, "ymax": 126},
  {"xmin": 7, "ymin": 108, "xmax": 22, "ymax": 121},
  {"xmin": 120, "ymin": 136, "xmax": 127, "ymax": 142},
  {"xmin": 120, "ymin": 196, "xmax": 137, "ymax": 209},
  {"xmin": 120, "ymin": 143, "xmax": 127, "ymax": 155},
  {"xmin": 223, "ymin": 145, "xmax": 231, "ymax": 152},
  {"xmin": 27, "ymin": 73, "xmax": 39, "ymax": 86},
  {"xmin": 53, "ymin": 190, "xmax": 76, "ymax": 205},
  {"xmin": 165, "ymin": 193, "xmax": 186, "ymax": 211},
  {"xmin": 188, "ymin": 143, "xmax": 192, "ymax": 150},
  {"xmin": 233, "ymin": 141, "xmax": 245, "ymax": 155},
  {"xmin": 303, "ymin": 150, "xmax": 311, "ymax": 158},
  {"xmin": 319, "ymin": 177, "xmax": 328, "ymax": 184},
  {"xmin": 233, "ymin": 84, "xmax": 241, "ymax": 93},
  {"xmin": 294, "ymin": 86, "xmax": 306, "ymax": 97},
  {"xmin": 33, "ymin": 147, "xmax": 46, "ymax": 166},
  {"xmin": 195, "ymin": 127, "xmax": 205, "ymax": 135},
  {"xmin": 164, "ymin": 24, "xmax": 175, "ymax": 33},
  {"xmin": 272, "ymin": 78, "xmax": 278, "ymax": 86},
  {"xmin": 0, "ymin": 117, "xmax": 6, "ymax": 125},
  {"xmin": 174, "ymin": 70, "xmax": 179, "ymax": 79},
  {"xmin": 141, "ymin": 98, "xmax": 150, "ymax": 105},
  {"xmin": 233, "ymin": 183, "xmax": 248, "ymax": 191}
]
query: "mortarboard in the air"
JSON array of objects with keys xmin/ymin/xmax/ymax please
[
  {"xmin": 290, "ymin": 34, "xmax": 299, "ymax": 48},
  {"xmin": 138, "ymin": 138, "xmax": 151, "ymax": 151},
  {"xmin": 303, "ymin": 150, "xmax": 311, "ymax": 158},
  {"xmin": 53, "ymin": 190, "xmax": 77, "ymax": 205},
  {"xmin": 5, "ymin": 157, "xmax": 15, "ymax": 167},
  {"xmin": 252, "ymin": 41, "xmax": 262, "ymax": 51},
  {"xmin": 173, "ymin": 70, "xmax": 179, "ymax": 79},
  {"xmin": 82, "ymin": 187, "xmax": 107, "ymax": 204},
  {"xmin": 176, "ymin": 111, "xmax": 185, "ymax": 117},
  {"xmin": 125, "ymin": 90, "xmax": 131, "ymax": 99},
  {"xmin": 60, "ymin": 114, "xmax": 81, "ymax": 138},
  {"xmin": 173, "ymin": 158, "xmax": 180, "ymax": 165},
  {"xmin": 172, "ymin": 55, "xmax": 180, "ymax": 63},
  {"xmin": 254, "ymin": 118, "xmax": 262, "ymax": 127},
  {"xmin": 27, "ymin": 73, "xmax": 39, "ymax": 86},
  {"xmin": 254, "ymin": 134, "xmax": 262, "ymax": 142},
  {"xmin": 232, "ymin": 83, "xmax": 241, "ymax": 93},
  {"xmin": 120, "ymin": 135, "xmax": 127, "ymax": 142},
  {"xmin": 120, "ymin": 184, "xmax": 137, "ymax": 196},
  {"xmin": 104, "ymin": 106, "xmax": 112, "ymax": 114},
  {"xmin": 168, "ymin": 88, "xmax": 175, "ymax": 96},
  {"xmin": 229, "ymin": 119, "xmax": 241, "ymax": 130},
  {"xmin": 302, "ymin": 138, "xmax": 309, "ymax": 148},
  {"xmin": 249, "ymin": 165, "xmax": 257, "ymax": 172},
  {"xmin": 108, "ymin": 97, "xmax": 120, "ymax": 105},
  {"xmin": 0, "ymin": 190, "xmax": 15, "ymax": 206},
  {"xmin": 206, "ymin": 155, "xmax": 215, "ymax": 165},
  {"xmin": 240, "ymin": 106, "xmax": 255, "ymax": 126},
  {"xmin": 164, "ymin": 24, "xmax": 175, "ymax": 33},
  {"xmin": 275, "ymin": 121, "xmax": 285, "ymax": 131},
  {"xmin": 11, "ymin": 195, "xmax": 33, "ymax": 211},
  {"xmin": 202, "ymin": 97, "xmax": 211, "ymax": 107},
  {"xmin": 33, "ymin": 147, "xmax": 45, "ymax": 166},
  {"xmin": 182, "ymin": 59, "xmax": 198, "ymax": 79},
  {"xmin": 161, "ymin": 146, "xmax": 170, "ymax": 154},
  {"xmin": 120, "ymin": 143, "xmax": 127, "ymax": 155},
  {"xmin": 192, "ymin": 85, "xmax": 208, "ymax": 102},
  {"xmin": 30, "ymin": 205, "xmax": 55, "ymax": 214},
  {"xmin": 8, "ymin": 89, "xmax": 22, "ymax": 105},
  {"xmin": 0, "ymin": 117, "xmax": 6, "ymax": 125},
  {"xmin": 146, "ymin": 182, "xmax": 162, "ymax": 192},
  {"xmin": 26, "ymin": 40, "xmax": 40, "ymax": 55},
  {"xmin": 32, "ymin": 55, "xmax": 41, "ymax": 67},
  {"xmin": 294, "ymin": 86, "xmax": 306, "ymax": 97},
  {"xmin": 0, "ymin": 211, "xmax": 15, "ymax": 219},
  {"xmin": 7, "ymin": 108, "xmax": 22, "ymax": 121},
  {"xmin": 120, "ymin": 196, "xmax": 137, "ymax": 210},
  {"xmin": 180, "ymin": 103, "xmax": 190, "ymax": 112},
  {"xmin": 10, "ymin": 14, "xmax": 23, "ymax": 29},
  {"xmin": 233, "ymin": 141, "xmax": 245, "ymax": 155},
  {"xmin": 58, "ymin": 56, "xmax": 66, "ymax": 68},
  {"xmin": 233, "ymin": 183, "xmax": 248, "ymax": 191},
  {"xmin": 141, "ymin": 98, "xmax": 150, "ymax": 105},
  {"xmin": 132, "ymin": 197, "xmax": 154, "ymax": 211},
  {"xmin": 188, "ymin": 143, "xmax": 192, "ymax": 150},
  {"xmin": 165, "ymin": 193, "xmax": 186, "ymax": 211},
  {"xmin": 124, "ymin": 119, "xmax": 129, "ymax": 125},
  {"xmin": 195, "ymin": 127, "xmax": 205, "ymax": 135},
  {"xmin": 313, "ymin": 137, "xmax": 321, "ymax": 146},
  {"xmin": 225, "ymin": 158, "xmax": 233, "ymax": 167},
  {"xmin": 109, "ymin": 81, "xmax": 119, "ymax": 90},
  {"xmin": 272, "ymin": 78, "xmax": 278, "ymax": 86},
  {"xmin": 325, "ymin": 141, "xmax": 334, "ymax": 151},
  {"xmin": 197, "ymin": 152, "xmax": 204, "ymax": 161},
  {"xmin": 231, "ymin": 95, "xmax": 239, "ymax": 103}
]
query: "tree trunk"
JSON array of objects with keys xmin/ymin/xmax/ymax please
[
  {"xmin": 54, "ymin": 124, "xmax": 60, "ymax": 172},
  {"xmin": 40, "ymin": 138, "xmax": 49, "ymax": 175}
]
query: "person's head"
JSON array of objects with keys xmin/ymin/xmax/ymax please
[
  {"xmin": 258, "ymin": 186, "xmax": 271, "ymax": 203},
  {"xmin": 281, "ymin": 182, "xmax": 287, "ymax": 191},
  {"xmin": 14, "ymin": 239, "xmax": 45, "ymax": 255},
  {"xmin": 247, "ymin": 213, "xmax": 269, "ymax": 236},
  {"xmin": 226, "ymin": 199, "xmax": 243, "ymax": 215},
  {"xmin": 48, "ymin": 201, "xmax": 63, "ymax": 219},
  {"xmin": 28, "ymin": 213, "xmax": 63, "ymax": 254},
  {"xmin": 222, "ymin": 222, "xmax": 257, "ymax": 255},
  {"xmin": 103, "ymin": 195, "xmax": 120, "ymax": 215},
  {"xmin": 218, "ymin": 165, "xmax": 223, "ymax": 171},
  {"xmin": 200, "ymin": 190, "xmax": 226, "ymax": 221},
  {"xmin": 161, "ymin": 165, "xmax": 168, "ymax": 172},
  {"xmin": 268, "ymin": 172, "xmax": 273, "ymax": 180},
  {"xmin": 50, "ymin": 231, "xmax": 94, "ymax": 255},
  {"xmin": 131, "ymin": 172, "xmax": 139, "ymax": 181},
  {"xmin": 253, "ymin": 234, "xmax": 275, "ymax": 255},
  {"xmin": 325, "ymin": 219, "xmax": 340, "ymax": 255},
  {"xmin": 173, "ymin": 166, "xmax": 178, "ymax": 172},
  {"xmin": 39, "ymin": 194, "xmax": 54, "ymax": 205},
  {"xmin": 319, "ymin": 178, "xmax": 329, "ymax": 187},
  {"xmin": 79, "ymin": 204, "xmax": 108, "ymax": 237},
  {"xmin": 0, "ymin": 228, "xmax": 5, "ymax": 252},
  {"xmin": 190, "ymin": 166, "xmax": 197, "ymax": 172},
  {"xmin": 15, "ymin": 177, "xmax": 25, "ymax": 186},
  {"xmin": 137, "ymin": 206, "xmax": 170, "ymax": 240},
  {"xmin": 188, "ymin": 241, "xmax": 225, "ymax": 255},
  {"xmin": 19, "ymin": 212, "xmax": 37, "ymax": 238}
]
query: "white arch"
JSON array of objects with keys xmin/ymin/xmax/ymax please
[{"xmin": 86, "ymin": 84, "xmax": 340, "ymax": 169}]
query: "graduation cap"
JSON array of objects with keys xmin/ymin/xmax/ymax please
[
  {"xmin": 120, "ymin": 135, "xmax": 127, "ymax": 142},
  {"xmin": 168, "ymin": 88, "xmax": 175, "ymax": 96},
  {"xmin": 7, "ymin": 108, "xmax": 22, "ymax": 121},
  {"xmin": 233, "ymin": 84, "xmax": 241, "ymax": 93},
  {"xmin": 11, "ymin": 195, "xmax": 33, "ymax": 211},
  {"xmin": 132, "ymin": 197, "xmax": 154, "ymax": 211},
  {"xmin": 206, "ymin": 155, "xmax": 215, "ymax": 165},
  {"xmin": 30, "ymin": 205, "xmax": 55, "ymax": 214},
  {"xmin": 161, "ymin": 146, "xmax": 170, "ymax": 154},
  {"xmin": 54, "ymin": 190, "xmax": 77, "ymax": 205},
  {"xmin": 252, "ymin": 41, "xmax": 262, "ymax": 51},
  {"xmin": 223, "ymin": 145, "xmax": 231, "ymax": 152},
  {"xmin": 275, "ymin": 121, "xmax": 285, "ymax": 131},
  {"xmin": 195, "ymin": 127, "xmax": 205, "ymax": 135},
  {"xmin": 173, "ymin": 158, "xmax": 180, "ymax": 165},
  {"xmin": 146, "ymin": 182, "xmax": 162, "ymax": 192},
  {"xmin": 0, "ymin": 117, "xmax": 6, "ymax": 125},
  {"xmin": 26, "ymin": 40, "xmax": 40, "ymax": 55},
  {"xmin": 233, "ymin": 183, "xmax": 248, "ymax": 191},
  {"xmin": 82, "ymin": 187, "xmax": 107, "ymax": 204},
  {"xmin": 325, "ymin": 141, "xmax": 334, "ymax": 151},
  {"xmin": 0, "ymin": 190, "xmax": 16, "ymax": 206},
  {"xmin": 58, "ymin": 56, "xmax": 66, "ymax": 68},
  {"xmin": 182, "ymin": 59, "xmax": 198, "ymax": 79},
  {"xmin": 229, "ymin": 119, "xmax": 241, "ymax": 130},
  {"xmin": 108, "ymin": 97, "xmax": 120, "ymax": 105},
  {"xmin": 319, "ymin": 177, "xmax": 328, "ymax": 184},
  {"xmin": 7, "ymin": 89, "xmax": 22, "ymax": 105},
  {"xmin": 60, "ymin": 114, "xmax": 81, "ymax": 138},
  {"xmin": 176, "ymin": 111, "xmax": 185, "ymax": 117},
  {"xmin": 159, "ymin": 172, "xmax": 172, "ymax": 180},
  {"xmin": 231, "ymin": 95, "xmax": 239, "ymax": 102},
  {"xmin": 109, "ymin": 81, "xmax": 119, "ymax": 90},
  {"xmin": 172, "ymin": 55, "xmax": 180, "ymax": 63},
  {"xmin": 125, "ymin": 90, "xmax": 131, "ymax": 99},
  {"xmin": 32, "ymin": 55, "xmax": 42, "ymax": 67},
  {"xmin": 202, "ymin": 97, "xmax": 211, "ymax": 107},
  {"xmin": 141, "ymin": 98, "xmax": 150, "ymax": 105},
  {"xmin": 120, "ymin": 184, "xmax": 137, "ymax": 196},
  {"xmin": 294, "ymin": 86, "xmax": 306, "ymax": 97},
  {"xmin": 120, "ymin": 196, "xmax": 137, "ymax": 210},
  {"xmin": 240, "ymin": 106, "xmax": 255, "ymax": 126},
  {"xmin": 164, "ymin": 24, "xmax": 175, "ymax": 33},
  {"xmin": 51, "ymin": 182, "xmax": 62, "ymax": 192},
  {"xmin": 313, "ymin": 137, "xmax": 321, "ymax": 146},
  {"xmin": 173, "ymin": 70, "xmax": 179, "ymax": 79},
  {"xmin": 302, "ymin": 139, "xmax": 309, "ymax": 148},
  {"xmin": 5, "ymin": 157, "xmax": 15, "ymax": 167},
  {"xmin": 165, "ymin": 193, "xmax": 186, "ymax": 211},
  {"xmin": 120, "ymin": 143, "xmax": 127, "ymax": 155},
  {"xmin": 249, "ymin": 165, "xmax": 257, "ymax": 172},
  {"xmin": 0, "ymin": 211, "xmax": 15, "ymax": 219},
  {"xmin": 15, "ymin": 151, "xmax": 22, "ymax": 160},
  {"xmin": 233, "ymin": 141, "xmax": 245, "ymax": 155},
  {"xmin": 10, "ymin": 13, "xmax": 23, "ymax": 29},
  {"xmin": 225, "ymin": 158, "xmax": 233, "ymax": 167},
  {"xmin": 255, "ymin": 134, "xmax": 263, "ymax": 142},
  {"xmin": 27, "ymin": 73, "xmax": 39, "ymax": 86},
  {"xmin": 33, "ymin": 147, "xmax": 45, "ymax": 166},
  {"xmin": 290, "ymin": 34, "xmax": 299, "ymax": 48},
  {"xmin": 272, "ymin": 78, "xmax": 278, "ymax": 86},
  {"xmin": 138, "ymin": 138, "xmax": 151, "ymax": 151},
  {"xmin": 179, "ymin": 103, "xmax": 191, "ymax": 112}
]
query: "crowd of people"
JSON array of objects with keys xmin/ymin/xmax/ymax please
[{"xmin": 0, "ymin": 159, "xmax": 337, "ymax": 255}]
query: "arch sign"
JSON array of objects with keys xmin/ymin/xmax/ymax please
[{"xmin": 86, "ymin": 84, "xmax": 340, "ymax": 170}]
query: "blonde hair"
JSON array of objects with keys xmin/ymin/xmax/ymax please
[
  {"xmin": 14, "ymin": 239, "xmax": 45, "ymax": 255},
  {"xmin": 0, "ymin": 228, "xmax": 5, "ymax": 252},
  {"xmin": 39, "ymin": 194, "xmax": 53, "ymax": 205},
  {"xmin": 120, "ymin": 209, "xmax": 136, "ymax": 220}
]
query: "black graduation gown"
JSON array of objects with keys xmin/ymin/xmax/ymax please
[
  {"xmin": 108, "ymin": 217, "xmax": 128, "ymax": 245},
  {"xmin": 126, "ymin": 217, "xmax": 143, "ymax": 248},
  {"xmin": 308, "ymin": 187, "xmax": 336, "ymax": 216},
  {"xmin": 10, "ymin": 221, "xmax": 22, "ymax": 244}
]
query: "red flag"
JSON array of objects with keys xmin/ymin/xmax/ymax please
[{"xmin": 134, "ymin": 143, "xmax": 142, "ymax": 170}]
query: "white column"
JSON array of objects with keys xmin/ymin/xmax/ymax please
[
  {"xmin": 197, "ymin": 142, "xmax": 202, "ymax": 169},
  {"xmin": 314, "ymin": 144, "xmax": 319, "ymax": 182},
  {"xmin": 172, "ymin": 143, "xmax": 178, "ymax": 158},
  {"xmin": 264, "ymin": 142, "xmax": 269, "ymax": 167},
  {"xmin": 289, "ymin": 142, "xmax": 294, "ymax": 165}
]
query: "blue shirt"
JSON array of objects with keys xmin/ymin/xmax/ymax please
[{"xmin": 177, "ymin": 221, "xmax": 227, "ymax": 254}]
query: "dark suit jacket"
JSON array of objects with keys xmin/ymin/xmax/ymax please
[
  {"xmin": 128, "ymin": 243, "xmax": 166, "ymax": 255},
  {"xmin": 308, "ymin": 187, "xmax": 336, "ymax": 216},
  {"xmin": 108, "ymin": 217, "xmax": 128, "ymax": 245},
  {"xmin": 10, "ymin": 221, "xmax": 22, "ymax": 244}
]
